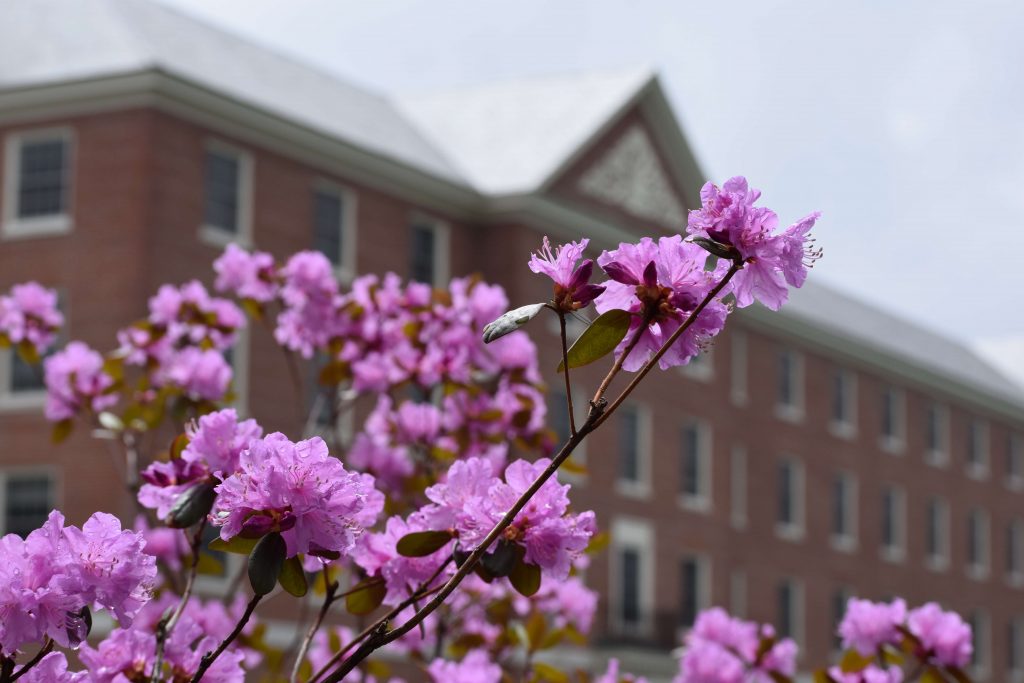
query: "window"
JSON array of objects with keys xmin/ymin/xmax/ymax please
[
  {"xmin": 616, "ymin": 404, "xmax": 650, "ymax": 497},
  {"xmin": 0, "ymin": 290, "xmax": 64, "ymax": 410},
  {"xmin": 775, "ymin": 348, "xmax": 804, "ymax": 421},
  {"xmin": 776, "ymin": 458, "xmax": 805, "ymax": 541},
  {"xmin": 776, "ymin": 578, "xmax": 804, "ymax": 644},
  {"xmin": 1007, "ymin": 433, "xmax": 1024, "ymax": 491},
  {"xmin": 969, "ymin": 611, "xmax": 990, "ymax": 679},
  {"xmin": 678, "ymin": 555, "xmax": 709, "ymax": 628},
  {"xmin": 967, "ymin": 418, "xmax": 990, "ymax": 479},
  {"xmin": 681, "ymin": 347, "xmax": 713, "ymax": 382},
  {"xmin": 925, "ymin": 403, "xmax": 950, "ymax": 466},
  {"xmin": 610, "ymin": 518, "xmax": 654, "ymax": 635},
  {"xmin": 304, "ymin": 351, "xmax": 353, "ymax": 446},
  {"xmin": 879, "ymin": 386, "xmax": 905, "ymax": 453},
  {"xmin": 3, "ymin": 128, "xmax": 73, "ymax": 238},
  {"xmin": 1010, "ymin": 617, "xmax": 1023, "ymax": 675},
  {"xmin": 730, "ymin": 569, "xmax": 746, "ymax": 617},
  {"xmin": 200, "ymin": 143, "xmax": 252, "ymax": 245},
  {"xmin": 225, "ymin": 327, "xmax": 249, "ymax": 416},
  {"xmin": 925, "ymin": 497, "xmax": 950, "ymax": 571},
  {"xmin": 730, "ymin": 330, "xmax": 748, "ymax": 406},
  {"xmin": 409, "ymin": 218, "xmax": 449, "ymax": 286},
  {"xmin": 730, "ymin": 445, "xmax": 747, "ymax": 530},
  {"xmin": 829, "ymin": 368, "xmax": 857, "ymax": 437},
  {"xmin": 831, "ymin": 587, "xmax": 852, "ymax": 651},
  {"xmin": 547, "ymin": 386, "xmax": 587, "ymax": 474},
  {"xmin": 679, "ymin": 419, "xmax": 711, "ymax": 511},
  {"xmin": 312, "ymin": 184, "xmax": 357, "ymax": 278},
  {"xmin": 1, "ymin": 471, "xmax": 54, "ymax": 536},
  {"xmin": 880, "ymin": 485, "xmax": 906, "ymax": 562},
  {"xmin": 1007, "ymin": 519, "xmax": 1023, "ymax": 585},
  {"xmin": 831, "ymin": 471, "xmax": 858, "ymax": 551},
  {"xmin": 967, "ymin": 508, "xmax": 991, "ymax": 580}
]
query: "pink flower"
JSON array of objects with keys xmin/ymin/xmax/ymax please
[
  {"xmin": 838, "ymin": 598, "xmax": 907, "ymax": 656},
  {"xmin": 427, "ymin": 650, "xmax": 501, "ymax": 683},
  {"xmin": 274, "ymin": 251, "xmax": 342, "ymax": 358},
  {"xmin": 352, "ymin": 514, "xmax": 454, "ymax": 605},
  {"xmin": 597, "ymin": 658, "xmax": 649, "ymax": 683},
  {"xmin": 156, "ymin": 347, "xmax": 233, "ymax": 401},
  {"xmin": 43, "ymin": 341, "xmax": 117, "ymax": 421},
  {"xmin": 133, "ymin": 515, "xmax": 189, "ymax": 571},
  {"xmin": 148, "ymin": 281, "xmax": 244, "ymax": 351},
  {"xmin": 595, "ymin": 236, "xmax": 731, "ymax": 371},
  {"xmin": 0, "ymin": 282, "xmax": 63, "ymax": 354},
  {"xmin": 907, "ymin": 602, "xmax": 972, "ymax": 668},
  {"xmin": 828, "ymin": 665, "xmax": 904, "ymax": 683},
  {"xmin": 16, "ymin": 652, "xmax": 86, "ymax": 682},
  {"xmin": 676, "ymin": 608, "xmax": 797, "ymax": 683},
  {"xmin": 212, "ymin": 433, "xmax": 383, "ymax": 557},
  {"xmin": 214, "ymin": 244, "xmax": 278, "ymax": 302},
  {"xmin": 686, "ymin": 176, "xmax": 821, "ymax": 311},
  {"xmin": 528, "ymin": 236, "xmax": 605, "ymax": 311}
]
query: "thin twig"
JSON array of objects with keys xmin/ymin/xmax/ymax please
[
  {"xmin": 557, "ymin": 313, "xmax": 577, "ymax": 436},
  {"xmin": 9, "ymin": 640, "xmax": 53, "ymax": 682},
  {"xmin": 151, "ymin": 521, "xmax": 207, "ymax": 683},
  {"xmin": 189, "ymin": 594, "xmax": 262, "ymax": 682},
  {"xmin": 290, "ymin": 575, "xmax": 339, "ymax": 683}
]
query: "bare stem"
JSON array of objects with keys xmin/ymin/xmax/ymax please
[
  {"xmin": 290, "ymin": 574, "xmax": 339, "ymax": 683},
  {"xmin": 9, "ymin": 640, "xmax": 53, "ymax": 682},
  {"xmin": 557, "ymin": 313, "xmax": 577, "ymax": 436},
  {"xmin": 189, "ymin": 593, "xmax": 262, "ymax": 683},
  {"xmin": 151, "ymin": 521, "xmax": 206, "ymax": 683}
]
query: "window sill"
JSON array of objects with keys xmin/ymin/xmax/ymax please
[
  {"xmin": 880, "ymin": 546, "xmax": 906, "ymax": 564},
  {"xmin": 679, "ymin": 364, "xmax": 713, "ymax": 383},
  {"xmin": 615, "ymin": 480, "xmax": 651, "ymax": 500},
  {"xmin": 0, "ymin": 390, "xmax": 46, "ymax": 413},
  {"xmin": 828, "ymin": 421, "xmax": 857, "ymax": 441},
  {"xmin": 924, "ymin": 450, "xmax": 949, "ymax": 468},
  {"xmin": 199, "ymin": 224, "xmax": 250, "ymax": 250},
  {"xmin": 775, "ymin": 523, "xmax": 805, "ymax": 543},
  {"xmin": 830, "ymin": 535, "xmax": 858, "ymax": 554},
  {"xmin": 2, "ymin": 215, "xmax": 72, "ymax": 240},
  {"xmin": 678, "ymin": 494, "xmax": 711, "ymax": 514},
  {"xmin": 924, "ymin": 556, "xmax": 949, "ymax": 573},
  {"xmin": 966, "ymin": 464, "xmax": 990, "ymax": 481},
  {"xmin": 1006, "ymin": 477, "xmax": 1024, "ymax": 493},
  {"xmin": 730, "ymin": 392, "xmax": 748, "ymax": 408},
  {"xmin": 879, "ymin": 436, "xmax": 905, "ymax": 455},
  {"xmin": 966, "ymin": 565, "xmax": 990, "ymax": 582},
  {"xmin": 1006, "ymin": 572, "xmax": 1024, "ymax": 589},
  {"xmin": 774, "ymin": 404, "xmax": 804, "ymax": 424}
]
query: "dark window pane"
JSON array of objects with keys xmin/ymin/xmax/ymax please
[
  {"xmin": 679, "ymin": 559, "xmax": 698, "ymax": 627},
  {"xmin": 882, "ymin": 489, "xmax": 895, "ymax": 547},
  {"xmin": 1007, "ymin": 523, "xmax": 1018, "ymax": 574},
  {"xmin": 549, "ymin": 391, "xmax": 570, "ymax": 446},
  {"xmin": 204, "ymin": 150, "xmax": 240, "ymax": 233},
  {"xmin": 831, "ymin": 372, "xmax": 845, "ymax": 422},
  {"xmin": 5, "ymin": 474, "xmax": 52, "ymax": 537},
  {"xmin": 778, "ymin": 352, "xmax": 792, "ymax": 405},
  {"xmin": 832, "ymin": 475, "xmax": 846, "ymax": 536},
  {"xmin": 307, "ymin": 352, "xmax": 333, "ymax": 426},
  {"xmin": 926, "ymin": 406, "xmax": 939, "ymax": 451},
  {"xmin": 881, "ymin": 389, "xmax": 894, "ymax": 437},
  {"xmin": 18, "ymin": 139, "xmax": 67, "ymax": 218},
  {"xmin": 831, "ymin": 590, "xmax": 847, "ymax": 649},
  {"xmin": 777, "ymin": 462, "xmax": 792, "ymax": 525},
  {"xmin": 680, "ymin": 425, "xmax": 699, "ymax": 496},
  {"xmin": 968, "ymin": 513, "xmax": 979, "ymax": 565},
  {"xmin": 10, "ymin": 352, "xmax": 43, "ymax": 392},
  {"xmin": 777, "ymin": 581, "xmax": 793, "ymax": 638},
  {"xmin": 409, "ymin": 224, "xmax": 436, "ymax": 284},
  {"xmin": 927, "ymin": 500, "xmax": 939, "ymax": 557},
  {"xmin": 621, "ymin": 549, "xmax": 640, "ymax": 625},
  {"xmin": 313, "ymin": 190, "xmax": 344, "ymax": 267},
  {"xmin": 619, "ymin": 407, "xmax": 639, "ymax": 482}
]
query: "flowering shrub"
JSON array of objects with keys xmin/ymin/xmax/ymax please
[{"xmin": 0, "ymin": 175, "xmax": 976, "ymax": 683}]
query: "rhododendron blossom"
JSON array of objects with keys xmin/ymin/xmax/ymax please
[
  {"xmin": 906, "ymin": 602, "xmax": 973, "ymax": 668},
  {"xmin": 675, "ymin": 608, "xmax": 796, "ymax": 683},
  {"xmin": 214, "ymin": 243, "xmax": 278, "ymax": 303},
  {"xmin": 43, "ymin": 341, "xmax": 117, "ymax": 421},
  {"xmin": 427, "ymin": 649, "xmax": 502, "ymax": 683},
  {"xmin": 528, "ymin": 236, "xmax": 605, "ymax": 311},
  {"xmin": 838, "ymin": 598, "xmax": 907, "ymax": 656},
  {"xmin": 0, "ymin": 281, "xmax": 63, "ymax": 354}
]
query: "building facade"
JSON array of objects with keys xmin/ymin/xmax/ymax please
[{"xmin": 1, "ymin": 2, "xmax": 1023, "ymax": 680}]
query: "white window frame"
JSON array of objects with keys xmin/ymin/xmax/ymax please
[
  {"xmin": 775, "ymin": 456, "xmax": 805, "ymax": 542},
  {"xmin": 312, "ymin": 179, "xmax": 358, "ymax": 283},
  {"xmin": 775, "ymin": 348, "xmax": 805, "ymax": 423},
  {"xmin": 967, "ymin": 418, "xmax": 991, "ymax": 481},
  {"xmin": 615, "ymin": 403, "xmax": 652, "ymax": 499},
  {"xmin": 777, "ymin": 577, "xmax": 806, "ymax": 647},
  {"xmin": 680, "ymin": 346, "xmax": 714, "ymax": 383},
  {"xmin": 609, "ymin": 517, "xmax": 655, "ymax": 637},
  {"xmin": 0, "ymin": 466, "xmax": 59, "ymax": 535},
  {"xmin": 676, "ymin": 552, "xmax": 711, "ymax": 637},
  {"xmin": 730, "ymin": 329, "xmax": 748, "ymax": 407},
  {"xmin": 925, "ymin": 496, "xmax": 950, "ymax": 573},
  {"xmin": 967, "ymin": 507, "xmax": 991, "ymax": 581},
  {"xmin": 1008, "ymin": 518, "xmax": 1024, "ymax": 588},
  {"xmin": 924, "ymin": 402, "xmax": 951, "ymax": 468},
  {"xmin": 828, "ymin": 368, "xmax": 858, "ymax": 440},
  {"xmin": 879, "ymin": 386, "xmax": 906, "ymax": 455},
  {"xmin": 408, "ymin": 213, "xmax": 450, "ymax": 287},
  {"xmin": 2, "ymin": 127, "xmax": 74, "ymax": 239},
  {"xmin": 830, "ymin": 470, "xmax": 859, "ymax": 553},
  {"xmin": 1007, "ymin": 433, "xmax": 1024, "ymax": 492},
  {"xmin": 730, "ymin": 568, "xmax": 747, "ymax": 618},
  {"xmin": 730, "ymin": 445, "xmax": 747, "ymax": 530},
  {"xmin": 199, "ymin": 139, "xmax": 253, "ymax": 248},
  {"xmin": 879, "ymin": 484, "xmax": 907, "ymax": 563},
  {"xmin": 678, "ymin": 417, "xmax": 712, "ymax": 513}
]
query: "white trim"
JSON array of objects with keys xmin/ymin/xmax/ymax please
[
  {"xmin": 677, "ymin": 417, "xmax": 712, "ymax": 513},
  {"xmin": 615, "ymin": 403, "xmax": 652, "ymax": 499},
  {"xmin": 774, "ymin": 348, "xmax": 805, "ymax": 424},
  {"xmin": 730, "ymin": 445, "xmax": 747, "ymax": 530},
  {"xmin": 680, "ymin": 346, "xmax": 714, "ymax": 383},
  {"xmin": 967, "ymin": 507, "xmax": 991, "ymax": 581},
  {"xmin": 408, "ymin": 213, "xmax": 450, "ymax": 286},
  {"xmin": 924, "ymin": 402, "xmax": 951, "ymax": 468},
  {"xmin": 879, "ymin": 386, "xmax": 907, "ymax": 455},
  {"xmin": 199, "ymin": 139, "xmax": 253, "ymax": 248},
  {"xmin": 775, "ymin": 456, "xmax": 805, "ymax": 542},
  {"xmin": 730, "ymin": 329, "xmax": 748, "ymax": 407},
  {"xmin": 828, "ymin": 368, "xmax": 858, "ymax": 440},
  {"xmin": 312, "ymin": 178, "xmax": 359, "ymax": 283},
  {"xmin": 609, "ymin": 517, "xmax": 655, "ymax": 637},
  {"xmin": 966, "ymin": 418, "xmax": 991, "ymax": 481},
  {"xmin": 925, "ymin": 496, "xmax": 951, "ymax": 573},
  {"xmin": 2, "ymin": 126, "xmax": 74, "ymax": 239},
  {"xmin": 0, "ymin": 466, "xmax": 59, "ymax": 535},
  {"xmin": 0, "ymin": 347, "xmax": 47, "ymax": 412},
  {"xmin": 227, "ymin": 326, "xmax": 249, "ymax": 417},
  {"xmin": 880, "ymin": 484, "xmax": 907, "ymax": 564},
  {"xmin": 830, "ymin": 470, "xmax": 859, "ymax": 553}
]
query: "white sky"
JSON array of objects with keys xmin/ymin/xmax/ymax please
[{"xmin": 159, "ymin": 0, "xmax": 1024, "ymax": 348}]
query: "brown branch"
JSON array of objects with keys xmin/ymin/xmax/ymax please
[
  {"xmin": 557, "ymin": 313, "xmax": 577, "ymax": 437},
  {"xmin": 290, "ymin": 575, "xmax": 339, "ymax": 683},
  {"xmin": 151, "ymin": 521, "xmax": 206, "ymax": 683},
  {"xmin": 9, "ymin": 640, "xmax": 53, "ymax": 682}
]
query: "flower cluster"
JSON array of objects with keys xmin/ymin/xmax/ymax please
[
  {"xmin": 528, "ymin": 236, "xmax": 605, "ymax": 312},
  {"xmin": 212, "ymin": 432, "xmax": 383, "ymax": 558},
  {"xmin": 0, "ymin": 281, "xmax": 63, "ymax": 356},
  {"xmin": 427, "ymin": 650, "xmax": 502, "ymax": 683},
  {"xmin": 43, "ymin": 341, "xmax": 118, "ymax": 421},
  {"xmin": 0, "ymin": 511, "xmax": 156, "ymax": 654},
  {"xmin": 676, "ymin": 608, "xmax": 797, "ymax": 683}
]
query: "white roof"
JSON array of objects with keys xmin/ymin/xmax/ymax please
[{"xmin": 394, "ymin": 68, "xmax": 655, "ymax": 195}]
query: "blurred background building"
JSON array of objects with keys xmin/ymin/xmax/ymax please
[{"xmin": 1, "ymin": 1, "xmax": 1023, "ymax": 680}]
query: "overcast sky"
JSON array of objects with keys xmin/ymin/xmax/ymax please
[{"xmin": 160, "ymin": 0, "xmax": 1024, "ymax": 350}]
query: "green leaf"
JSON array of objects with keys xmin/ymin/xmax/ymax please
[
  {"xmin": 839, "ymin": 649, "xmax": 872, "ymax": 674},
  {"xmin": 482, "ymin": 540, "xmax": 517, "ymax": 578},
  {"xmin": 557, "ymin": 309, "xmax": 632, "ymax": 372},
  {"xmin": 345, "ymin": 578, "xmax": 386, "ymax": 615},
  {"xmin": 209, "ymin": 535, "xmax": 259, "ymax": 555},
  {"xmin": 395, "ymin": 530, "xmax": 452, "ymax": 557},
  {"xmin": 16, "ymin": 340, "xmax": 40, "ymax": 365},
  {"xmin": 531, "ymin": 662, "xmax": 568, "ymax": 683},
  {"xmin": 278, "ymin": 556, "xmax": 308, "ymax": 597},
  {"xmin": 169, "ymin": 432, "xmax": 190, "ymax": 460},
  {"xmin": 51, "ymin": 418, "xmax": 74, "ymax": 444},
  {"xmin": 920, "ymin": 668, "xmax": 946, "ymax": 683},
  {"xmin": 166, "ymin": 481, "xmax": 217, "ymax": 529},
  {"xmin": 482, "ymin": 303, "xmax": 547, "ymax": 344},
  {"xmin": 525, "ymin": 610, "xmax": 547, "ymax": 650},
  {"xmin": 98, "ymin": 411, "xmax": 124, "ymax": 432},
  {"xmin": 812, "ymin": 670, "xmax": 838, "ymax": 683},
  {"xmin": 691, "ymin": 236, "xmax": 740, "ymax": 261},
  {"xmin": 196, "ymin": 552, "xmax": 225, "ymax": 576},
  {"xmin": 248, "ymin": 532, "xmax": 286, "ymax": 595},
  {"xmin": 508, "ymin": 557, "xmax": 542, "ymax": 597}
]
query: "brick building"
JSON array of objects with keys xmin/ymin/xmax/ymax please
[{"xmin": 1, "ymin": 1, "xmax": 1023, "ymax": 680}]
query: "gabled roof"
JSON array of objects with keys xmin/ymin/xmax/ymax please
[{"xmin": 394, "ymin": 68, "xmax": 656, "ymax": 195}]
